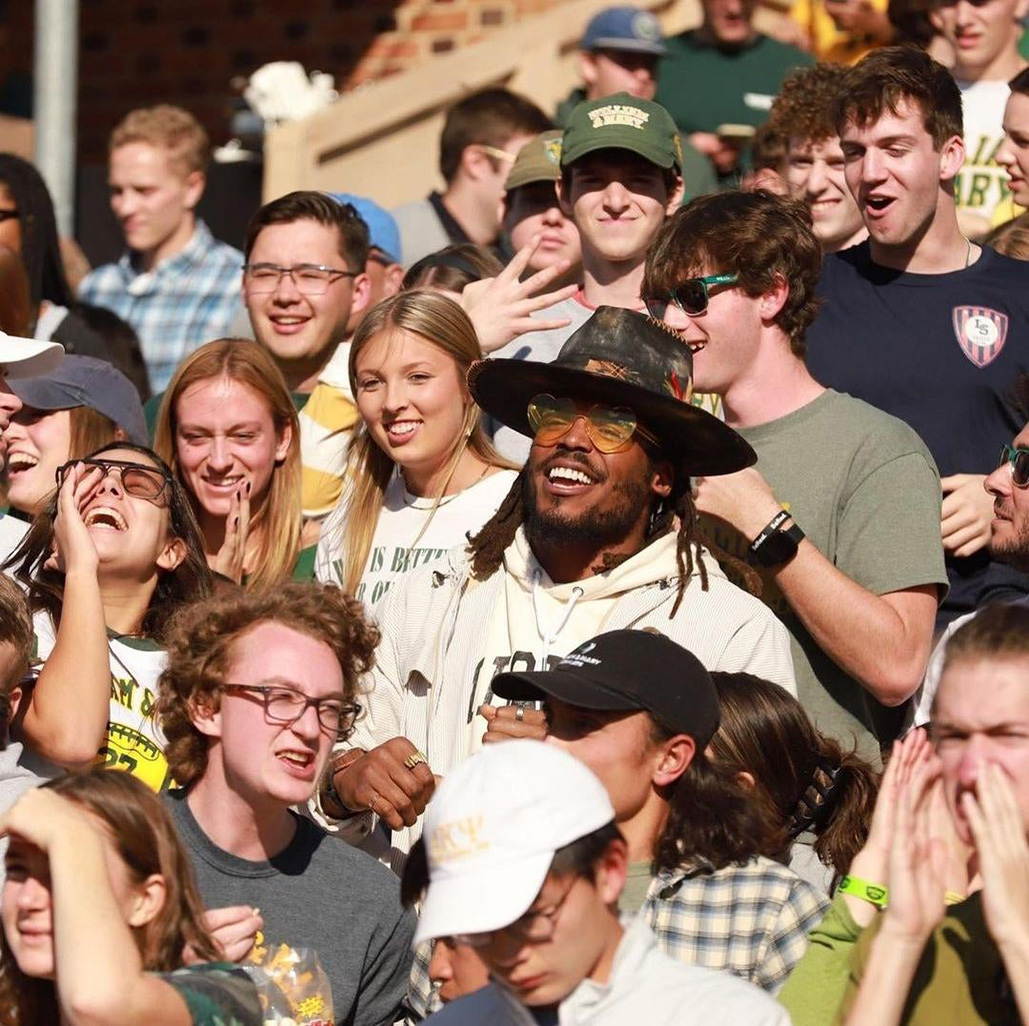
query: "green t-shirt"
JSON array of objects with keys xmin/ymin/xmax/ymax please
[
  {"xmin": 840, "ymin": 893, "xmax": 1020, "ymax": 1025},
  {"xmin": 618, "ymin": 860, "xmax": 654, "ymax": 914},
  {"xmin": 701, "ymin": 390, "xmax": 948, "ymax": 762},
  {"xmin": 656, "ymin": 30, "xmax": 813, "ymax": 136},
  {"xmin": 159, "ymin": 963, "xmax": 261, "ymax": 1025}
]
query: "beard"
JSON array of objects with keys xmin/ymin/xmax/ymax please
[
  {"xmin": 990, "ymin": 515, "xmax": 1029, "ymax": 573},
  {"xmin": 522, "ymin": 457, "xmax": 654, "ymax": 552}
]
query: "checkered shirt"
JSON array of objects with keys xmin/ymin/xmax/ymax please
[
  {"xmin": 640, "ymin": 854, "xmax": 830, "ymax": 994},
  {"xmin": 78, "ymin": 220, "xmax": 244, "ymax": 391}
]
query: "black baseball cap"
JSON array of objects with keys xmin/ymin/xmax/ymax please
[{"xmin": 492, "ymin": 629, "xmax": 720, "ymax": 745}]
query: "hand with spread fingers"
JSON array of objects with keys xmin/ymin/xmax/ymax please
[
  {"xmin": 333, "ymin": 736, "xmax": 436, "ymax": 831},
  {"xmin": 480, "ymin": 702, "xmax": 548, "ymax": 744},
  {"xmin": 461, "ymin": 235, "xmax": 577, "ymax": 355},
  {"xmin": 46, "ymin": 462, "xmax": 103, "ymax": 574},
  {"xmin": 212, "ymin": 480, "xmax": 251, "ymax": 584}
]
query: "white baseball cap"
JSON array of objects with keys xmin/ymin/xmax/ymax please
[
  {"xmin": 0, "ymin": 331, "xmax": 63, "ymax": 379},
  {"xmin": 413, "ymin": 739, "xmax": 616, "ymax": 946}
]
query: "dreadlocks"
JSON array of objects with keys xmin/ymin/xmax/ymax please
[
  {"xmin": 467, "ymin": 461, "xmax": 760, "ymax": 616},
  {"xmin": 0, "ymin": 154, "xmax": 75, "ymax": 311}
]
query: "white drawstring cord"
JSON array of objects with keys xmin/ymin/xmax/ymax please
[{"xmin": 531, "ymin": 568, "xmax": 584, "ymax": 665}]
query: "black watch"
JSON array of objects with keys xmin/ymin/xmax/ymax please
[{"xmin": 749, "ymin": 511, "xmax": 805, "ymax": 567}]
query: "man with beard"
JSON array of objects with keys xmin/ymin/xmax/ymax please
[
  {"xmin": 310, "ymin": 307, "xmax": 796, "ymax": 871},
  {"xmin": 918, "ymin": 373, "xmax": 1029, "ymax": 719}
]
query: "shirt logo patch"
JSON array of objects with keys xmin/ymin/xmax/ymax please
[{"xmin": 952, "ymin": 306, "xmax": 1009, "ymax": 367}]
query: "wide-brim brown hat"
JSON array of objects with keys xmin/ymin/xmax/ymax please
[{"xmin": 468, "ymin": 306, "xmax": 755, "ymax": 476}]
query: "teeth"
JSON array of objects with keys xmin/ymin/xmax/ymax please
[
  {"xmin": 548, "ymin": 467, "xmax": 592, "ymax": 485},
  {"xmin": 84, "ymin": 506, "xmax": 126, "ymax": 530},
  {"xmin": 389, "ymin": 422, "xmax": 418, "ymax": 436},
  {"xmin": 6, "ymin": 453, "xmax": 37, "ymax": 470},
  {"xmin": 280, "ymin": 752, "xmax": 311, "ymax": 766}
]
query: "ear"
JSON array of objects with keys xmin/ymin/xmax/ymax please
[
  {"xmin": 580, "ymin": 51, "xmax": 599, "ymax": 90},
  {"xmin": 349, "ymin": 271, "xmax": 372, "ymax": 322},
  {"xmin": 189, "ymin": 692, "xmax": 222, "ymax": 740},
  {"xmin": 113, "ymin": 426, "xmax": 128, "ymax": 442},
  {"xmin": 595, "ymin": 837, "xmax": 629, "ymax": 907},
  {"xmin": 652, "ymin": 733, "xmax": 697, "ymax": 787},
  {"xmin": 939, "ymin": 134, "xmax": 965, "ymax": 184},
  {"xmin": 6, "ymin": 684, "xmax": 23, "ymax": 722},
  {"xmin": 736, "ymin": 769, "xmax": 756, "ymax": 790},
  {"xmin": 759, "ymin": 274, "xmax": 789, "ymax": 323},
  {"xmin": 498, "ymin": 195, "xmax": 510, "ymax": 233},
  {"xmin": 156, "ymin": 534, "xmax": 187, "ymax": 574},
  {"xmin": 273, "ymin": 419, "xmax": 293, "ymax": 464},
  {"xmin": 182, "ymin": 170, "xmax": 205, "ymax": 212},
  {"xmin": 649, "ymin": 456, "xmax": 674, "ymax": 500},
  {"xmin": 126, "ymin": 872, "xmax": 167, "ymax": 929},
  {"xmin": 927, "ymin": 7, "xmax": 944, "ymax": 32},
  {"xmin": 460, "ymin": 144, "xmax": 491, "ymax": 183},
  {"xmin": 382, "ymin": 263, "xmax": 405, "ymax": 298},
  {"xmin": 1018, "ymin": 0, "xmax": 1029, "ymax": 21},
  {"xmin": 665, "ymin": 173, "xmax": 685, "ymax": 215},
  {"xmin": 556, "ymin": 176, "xmax": 574, "ymax": 219}
]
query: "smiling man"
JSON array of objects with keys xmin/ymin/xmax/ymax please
[
  {"xmin": 643, "ymin": 189, "xmax": 946, "ymax": 761},
  {"xmin": 157, "ymin": 582, "xmax": 415, "ymax": 1026},
  {"xmin": 311, "ymin": 305, "xmax": 796, "ymax": 871},
  {"xmin": 995, "ymin": 67, "xmax": 1029, "ymax": 223},
  {"xmin": 805, "ymin": 45, "xmax": 1029, "ymax": 626},
  {"xmin": 769, "ymin": 63, "xmax": 867, "ymax": 253},
  {"xmin": 929, "ymin": 0, "xmax": 1027, "ymax": 236},
  {"xmin": 79, "ymin": 106, "xmax": 243, "ymax": 393}
]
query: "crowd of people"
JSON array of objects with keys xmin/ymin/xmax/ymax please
[{"xmin": 1, "ymin": 1, "xmax": 1029, "ymax": 1022}]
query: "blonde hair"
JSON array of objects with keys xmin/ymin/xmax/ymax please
[
  {"xmin": 337, "ymin": 290, "xmax": 515, "ymax": 595},
  {"xmin": 109, "ymin": 105, "xmax": 209, "ymax": 177},
  {"xmin": 154, "ymin": 339, "xmax": 302, "ymax": 591}
]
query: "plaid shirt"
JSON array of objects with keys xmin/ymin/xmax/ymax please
[
  {"xmin": 78, "ymin": 219, "xmax": 243, "ymax": 391},
  {"xmin": 640, "ymin": 855, "xmax": 829, "ymax": 994}
]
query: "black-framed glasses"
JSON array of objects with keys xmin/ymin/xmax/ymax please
[
  {"xmin": 221, "ymin": 683, "xmax": 361, "ymax": 739},
  {"xmin": 1000, "ymin": 444, "xmax": 1029, "ymax": 488},
  {"xmin": 55, "ymin": 457, "xmax": 172, "ymax": 502},
  {"xmin": 644, "ymin": 273, "xmax": 740, "ymax": 319},
  {"xmin": 0, "ymin": 209, "xmax": 19, "ymax": 223},
  {"xmin": 242, "ymin": 263, "xmax": 357, "ymax": 295},
  {"xmin": 453, "ymin": 874, "xmax": 580, "ymax": 948}
]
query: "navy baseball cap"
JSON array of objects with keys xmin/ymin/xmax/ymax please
[
  {"xmin": 492, "ymin": 629, "xmax": 720, "ymax": 745},
  {"xmin": 10, "ymin": 355, "xmax": 148, "ymax": 445},
  {"xmin": 581, "ymin": 6, "xmax": 667, "ymax": 55},
  {"xmin": 328, "ymin": 192, "xmax": 402, "ymax": 266}
]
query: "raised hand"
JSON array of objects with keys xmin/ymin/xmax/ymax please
[
  {"xmin": 45, "ymin": 462, "xmax": 102, "ymax": 574},
  {"xmin": 212, "ymin": 480, "xmax": 250, "ymax": 585},
  {"xmin": 184, "ymin": 905, "xmax": 264, "ymax": 964},
  {"xmin": 941, "ymin": 473, "xmax": 992, "ymax": 558},
  {"xmin": 461, "ymin": 235, "xmax": 578, "ymax": 354},
  {"xmin": 480, "ymin": 702, "xmax": 548, "ymax": 744}
]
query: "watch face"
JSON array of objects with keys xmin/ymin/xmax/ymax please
[{"xmin": 757, "ymin": 526, "xmax": 800, "ymax": 567}]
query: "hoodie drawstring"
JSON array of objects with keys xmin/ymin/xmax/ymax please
[{"xmin": 531, "ymin": 568, "xmax": 585, "ymax": 665}]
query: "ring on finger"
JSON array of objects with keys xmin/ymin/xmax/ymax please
[
  {"xmin": 515, "ymin": 705, "xmax": 525, "ymax": 722},
  {"xmin": 404, "ymin": 751, "xmax": 428, "ymax": 770}
]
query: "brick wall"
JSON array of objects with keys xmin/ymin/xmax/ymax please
[{"xmin": 5, "ymin": 0, "xmax": 566, "ymax": 164}]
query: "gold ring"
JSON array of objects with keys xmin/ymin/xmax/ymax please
[
  {"xmin": 404, "ymin": 751, "xmax": 428, "ymax": 770},
  {"xmin": 515, "ymin": 705, "xmax": 525, "ymax": 722}
]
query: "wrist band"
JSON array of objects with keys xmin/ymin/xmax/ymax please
[
  {"xmin": 749, "ymin": 509, "xmax": 790, "ymax": 554},
  {"xmin": 838, "ymin": 874, "xmax": 889, "ymax": 908}
]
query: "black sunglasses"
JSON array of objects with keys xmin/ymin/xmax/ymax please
[
  {"xmin": 644, "ymin": 273, "xmax": 740, "ymax": 319},
  {"xmin": 1000, "ymin": 444, "xmax": 1029, "ymax": 488}
]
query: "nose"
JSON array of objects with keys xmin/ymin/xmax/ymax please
[
  {"xmin": 94, "ymin": 467, "xmax": 125, "ymax": 499},
  {"xmin": 601, "ymin": 180, "xmax": 631, "ymax": 214},
  {"xmin": 985, "ymin": 457, "xmax": 1012, "ymax": 500},
  {"xmin": 207, "ymin": 435, "xmax": 233, "ymax": 472},
  {"xmin": 661, "ymin": 303, "xmax": 694, "ymax": 333},
  {"xmin": 487, "ymin": 930, "xmax": 531, "ymax": 969},
  {"xmin": 953, "ymin": 0, "xmax": 976, "ymax": 24},
  {"xmin": 16, "ymin": 873, "xmax": 50, "ymax": 911},
  {"xmin": 272, "ymin": 268, "xmax": 302, "ymax": 303},
  {"xmin": 382, "ymin": 377, "xmax": 408, "ymax": 413},
  {"xmin": 428, "ymin": 940, "xmax": 455, "ymax": 985},
  {"xmin": 956, "ymin": 739, "xmax": 987, "ymax": 792},
  {"xmin": 541, "ymin": 205, "xmax": 564, "ymax": 227},
  {"xmin": 860, "ymin": 149, "xmax": 886, "ymax": 184},
  {"xmin": 290, "ymin": 700, "xmax": 323, "ymax": 741},
  {"xmin": 559, "ymin": 414, "xmax": 596, "ymax": 453},
  {"xmin": 807, "ymin": 159, "xmax": 828, "ymax": 196},
  {"xmin": 997, "ymin": 136, "xmax": 1015, "ymax": 171}
]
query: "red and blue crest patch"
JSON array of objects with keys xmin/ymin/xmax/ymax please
[{"xmin": 952, "ymin": 306, "xmax": 1009, "ymax": 368}]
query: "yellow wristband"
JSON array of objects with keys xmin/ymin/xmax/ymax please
[{"xmin": 838, "ymin": 874, "xmax": 889, "ymax": 907}]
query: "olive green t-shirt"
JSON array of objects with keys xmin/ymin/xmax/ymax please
[
  {"xmin": 701, "ymin": 390, "xmax": 948, "ymax": 762},
  {"xmin": 619, "ymin": 861, "xmax": 655, "ymax": 914}
]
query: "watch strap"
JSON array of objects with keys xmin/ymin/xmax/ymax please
[{"xmin": 749, "ymin": 509, "xmax": 791, "ymax": 555}]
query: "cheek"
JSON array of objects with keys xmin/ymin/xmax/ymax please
[{"xmin": 510, "ymin": 214, "xmax": 546, "ymax": 249}]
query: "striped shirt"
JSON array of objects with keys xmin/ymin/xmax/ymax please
[
  {"xmin": 641, "ymin": 855, "xmax": 829, "ymax": 994},
  {"xmin": 78, "ymin": 220, "xmax": 244, "ymax": 391}
]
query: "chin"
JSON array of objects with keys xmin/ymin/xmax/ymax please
[{"xmin": 9, "ymin": 943, "xmax": 55, "ymax": 979}]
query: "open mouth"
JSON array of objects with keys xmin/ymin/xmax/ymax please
[
  {"xmin": 386, "ymin": 420, "xmax": 421, "ymax": 444},
  {"xmin": 864, "ymin": 195, "xmax": 895, "ymax": 216},
  {"xmin": 543, "ymin": 460, "xmax": 601, "ymax": 495},
  {"xmin": 269, "ymin": 316, "xmax": 310, "ymax": 334},
  {"xmin": 83, "ymin": 506, "xmax": 127, "ymax": 531},
  {"xmin": 202, "ymin": 475, "xmax": 246, "ymax": 492},
  {"xmin": 6, "ymin": 452, "xmax": 38, "ymax": 474},
  {"xmin": 277, "ymin": 749, "xmax": 316, "ymax": 778}
]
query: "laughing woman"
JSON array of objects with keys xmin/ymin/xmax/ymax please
[
  {"xmin": 6, "ymin": 443, "xmax": 211, "ymax": 784},
  {"xmin": 153, "ymin": 340, "xmax": 303, "ymax": 589},
  {"xmin": 315, "ymin": 289, "xmax": 518, "ymax": 609}
]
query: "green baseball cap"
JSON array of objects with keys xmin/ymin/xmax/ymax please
[
  {"xmin": 561, "ymin": 92, "xmax": 682, "ymax": 172},
  {"xmin": 505, "ymin": 130, "xmax": 564, "ymax": 192}
]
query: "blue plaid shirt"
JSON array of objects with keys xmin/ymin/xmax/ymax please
[
  {"xmin": 78, "ymin": 219, "xmax": 244, "ymax": 391},
  {"xmin": 640, "ymin": 855, "xmax": 830, "ymax": 994}
]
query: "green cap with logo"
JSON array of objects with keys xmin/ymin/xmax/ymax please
[
  {"xmin": 561, "ymin": 92, "xmax": 682, "ymax": 172},
  {"xmin": 505, "ymin": 130, "xmax": 564, "ymax": 192}
]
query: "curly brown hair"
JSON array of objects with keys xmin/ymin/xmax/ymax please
[
  {"xmin": 156, "ymin": 582, "xmax": 380, "ymax": 787},
  {"xmin": 0, "ymin": 770, "xmax": 218, "ymax": 1026},
  {"xmin": 769, "ymin": 64, "xmax": 849, "ymax": 145}
]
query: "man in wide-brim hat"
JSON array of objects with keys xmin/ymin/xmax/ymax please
[{"xmin": 312, "ymin": 305, "xmax": 797, "ymax": 877}]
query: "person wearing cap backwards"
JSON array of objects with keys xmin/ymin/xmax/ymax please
[
  {"xmin": 490, "ymin": 92, "xmax": 713, "ymax": 462},
  {"xmin": 492, "ymin": 631, "xmax": 831, "ymax": 993},
  {"xmin": 401, "ymin": 739, "xmax": 790, "ymax": 1024},
  {"xmin": 0, "ymin": 328, "xmax": 62, "ymax": 563},
  {"xmin": 312, "ymin": 305, "xmax": 795, "ymax": 870},
  {"xmin": 644, "ymin": 190, "xmax": 947, "ymax": 765}
]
